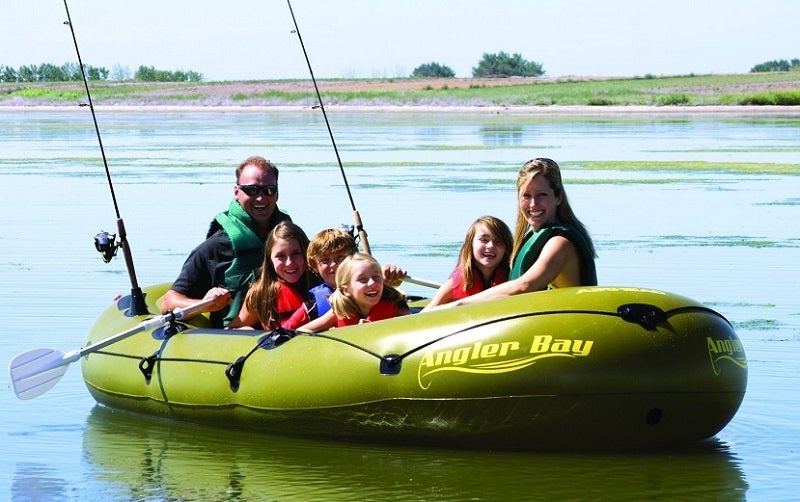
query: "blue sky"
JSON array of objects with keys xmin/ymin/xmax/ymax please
[{"xmin": 2, "ymin": 0, "xmax": 797, "ymax": 81}]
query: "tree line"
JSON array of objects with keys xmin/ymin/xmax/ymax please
[
  {"xmin": 4, "ymin": 53, "xmax": 538, "ymax": 83},
  {"xmin": 0, "ymin": 63, "xmax": 203, "ymax": 83},
  {"xmin": 750, "ymin": 58, "xmax": 800, "ymax": 73},
  {"xmin": 412, "ymin": 51, "xmax": 545, "ymax": 78},
  {"xmin": 412, "ymin": 54, "xmax": 800, "ymax": 79},
  {"xmin": 5, "ymin": 54, "xmax": 797, "ymax": 83}
]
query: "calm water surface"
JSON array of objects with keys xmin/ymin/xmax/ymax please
[{"xmin": 1, "ymin": 109, "xmax": 799, "ymax": 500}]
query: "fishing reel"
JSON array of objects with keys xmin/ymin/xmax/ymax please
[
  {"xmin": 94, "ymin": 230, "xmax": 119, "ymax": 263},
  {"xmin": 339, "ymin": 223, "xmax": 362, "ymax": 247},
  {"xmin": 339, "ymin": 224, "xmax": 355, "ymax": 237}
]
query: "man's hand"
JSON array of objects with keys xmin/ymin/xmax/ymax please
[{"xmin": 203, "ymin": 287, "xmax": 232, "ymax": 312}]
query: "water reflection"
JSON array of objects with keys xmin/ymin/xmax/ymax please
[
  {"xmin": 9, "ymin": 463, "xmax": 69, "ymax": 502},
  {"xmin": 479, "ymin": 125, "xmax": 524, "ymax": 146},
  {"xmin": 5, "ymin": 110, "xmax": 798, "ymax": 499},
  {"xmin": 83, "ymin": 405, "xmax": 747, "ymax": 501}
]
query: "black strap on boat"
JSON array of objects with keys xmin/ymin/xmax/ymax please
[
  {"xmin": 379, "ymin": 354, "xmax": 403, "ymax": 375},
  {"xmin": 255, "ymin": 302, "xmax": 734, "ymax": 379},
  {"xmin": 138, "ymin": 352, "xmax": 159, "ymax": 383},
  {"xmin": 225, "ymin": 328, "xmax": 297, "ymax": 391},
  {"xmin": 306, "ymin": 314, "xmax": 539, "ymax": 376},
  {"xmin": 617, "ymin": 303, "xmax": 731, "ymax": 331},
  {"xmin": 617, "ymin": 303, "xmax": 668, "ymax": 331},
  {"xmin": 224, "ymin": 356, "xmax": 247, "ymax": 391},
  {"xmin": 137, "ymin": 325, "xmax": 180, "ymax": 383},
  {"xmin": 136, "ymin": 311, "xmax": 188, "ymax": 382}
]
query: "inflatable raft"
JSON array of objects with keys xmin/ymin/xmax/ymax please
[{"xmin": 79, "ymin": 282, "xmax": 747, "ymax": 450}]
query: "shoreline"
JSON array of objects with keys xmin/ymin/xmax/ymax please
[{"xmin": 3, "ymin": 104, "xmax": 800, "ymax": 115}]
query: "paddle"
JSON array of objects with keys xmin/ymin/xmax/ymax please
[
  {"xmin": 402, "ymin": 275, "xmax": 442, "ymax": 289},
  {"xmin": 8, "ymin": 298, "xmax": 215, "ymax": 400}
]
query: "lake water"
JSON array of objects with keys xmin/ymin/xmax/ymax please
[{"xmin": 1, "ymin": 108, "xmax": 799, "ymax": 500}]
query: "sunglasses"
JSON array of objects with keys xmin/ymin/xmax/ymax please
[{"xmin": 237, "ymin": 184, "xmax": 278, "ymax": 197}]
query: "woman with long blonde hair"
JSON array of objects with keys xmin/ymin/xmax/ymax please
[{"xmin": 427, "ymin": 158, "xmax": 596, "ymax": 310}]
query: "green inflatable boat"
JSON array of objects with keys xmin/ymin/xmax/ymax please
[{"xmin": 76, "ymin": 282, "xmax": 746, "ymax": 450}]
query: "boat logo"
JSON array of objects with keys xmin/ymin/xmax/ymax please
[
  {"xmin": 417, "ymin": 336, "xmax": 593, "ymax": 389},
  {"xmin": 706, "ymin": 336, "xmax": 747, "ymax": 375}
]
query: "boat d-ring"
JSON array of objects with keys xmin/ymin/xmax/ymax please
[
  {"xmin": 617, "ymin": 303, "xmax": 668, "ymax": 330},
  {"xmin": 380, "ymin": 354, "xmax": 403, "ymax": 375},
  {"xmin": 138, "ymin": 352, "xmax": 159, "ymax": 383},
  {"xmin": 225, "ymin": 356, "xmax": 247, "ymax": 391}
]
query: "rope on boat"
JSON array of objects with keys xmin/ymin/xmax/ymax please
[{"xmin": 94, "ymin": 303, "xmax": 729, "ymax": 392}]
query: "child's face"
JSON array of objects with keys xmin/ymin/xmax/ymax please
[
  {"xmin": 472, "ymin": 223, "xmax": 506, "ymax": 274},
  {"xmin": 343, "ymin": 260, "xmax": 384, "ymax": 314},
  {"xmin": 270, "ymin": 237, "xmax": 306, "ymax": 284},
  {"xmin": 315, "ymin": 249, "xmax": 351, "ymax": 287}
]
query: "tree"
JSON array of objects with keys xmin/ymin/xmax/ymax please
[
  {"xmin": 86, "ymin": 66, "xmax": 109, "ymax": 80},
  {"xmin": 134, "ymin": 65, "xmax": 203, "ymax": 82},
  {"xmin": 0, "ymin": 65, "xmax": 17, "ymax": 82},
  {"xmin": 17, "ymin": 65, "xmax": 36, "ymax": 82},
  {"xmin": 62, "ymin": 62, "xmax": 82, "ymax": 80},
  {"xmin": 472, "ymin": 51, "xmax": 544, "ymax": 78},
  {"xmin": 750, "ymin": 58, "xmax": 800, "ymax": 73},
  {"xmin": 0, "ymin": 62, "xmax": 108, "ymax": 82},
  {"xmin": 110, "ymin": 64, "xmax": 131, "ymax": 81},
  {"xmin": 185, "ymin": 70, "xmax": 203, "ymax": 83},
  {"xmin": 37, "ymin": 63, "xmax": 67, "ymax": 81},
  {"xmin": 411, "ymin": 62, "xmax": 455, "ymax": 78}
]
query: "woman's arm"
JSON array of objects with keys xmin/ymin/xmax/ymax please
[{"xmin": 433, "ymin": 236, "xmax": 577, "ymax": 309}]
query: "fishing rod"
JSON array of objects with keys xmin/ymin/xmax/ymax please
[
  {"xmin": 285, "ymin": 0, "xmax": 372, "ymax": 255},
  {"xmin": 285, "ymin": 2, "xmax": 442, "ymax": 290},
  {"xmin": 63, "ymin": 0, "xmax": 148, "ymax": 315}
]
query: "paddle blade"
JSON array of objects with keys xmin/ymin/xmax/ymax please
[{"xmin": 9, "ymin": 348, "xmax": 71, "ymax": 400}]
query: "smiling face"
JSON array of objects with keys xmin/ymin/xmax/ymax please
[
  {"xmin": 341, "ymin": 259, "xmax": 384, "ymax": 315},
  {"xmin": 315, "ymin": 250, "xmax": 352, "ymax": 288},
  {"xmin": 269, "ymin": 237, "xmax": 306, "ymax": 285},
  {"xmin": 234, "ymin": 163, "xmax": 278, "ymax": 234},
  {"xmin": 471, "ymin": 223, "xmax": 507, "ymax": 276},
  {"xmin": 518, "ymin": 173, "xmax": 562, "ymax": 231}
]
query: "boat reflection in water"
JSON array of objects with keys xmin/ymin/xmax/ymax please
[{"xmin": 83, "ymin": 405, "xmax": 748, "ymax": 501}]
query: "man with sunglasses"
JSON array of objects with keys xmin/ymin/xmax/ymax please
[{"xmin": 161, "ymin": 155, "xmax": 294, "ymax": 328}]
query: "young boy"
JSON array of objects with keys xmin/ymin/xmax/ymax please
[{"xmin": 283, "ymin": 228, "xmax": 406, "ymax": 329}]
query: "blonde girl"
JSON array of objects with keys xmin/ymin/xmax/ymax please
[{"xmin": 299, "ymin": 253, "xmax": 410, "ymax": 332}]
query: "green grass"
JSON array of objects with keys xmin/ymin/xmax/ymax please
[
  {"xmin": 733, "ymin": 318, "xmax": 781, "ymax": 330},
  {"xmin": 736, "ymin": 90, "xmax": 800, "ymax": 105},
  {"xmin": 2, "ymin": 72, "xmax": 800, "ymax": 107},
  {"xmin": 572, "ymin": 160, "xmax": 800, "ymax": 175}
]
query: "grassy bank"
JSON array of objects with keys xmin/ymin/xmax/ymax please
[{"xmin": 2, "ymin": 72, "xmax": 800, "ymax": 107}]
